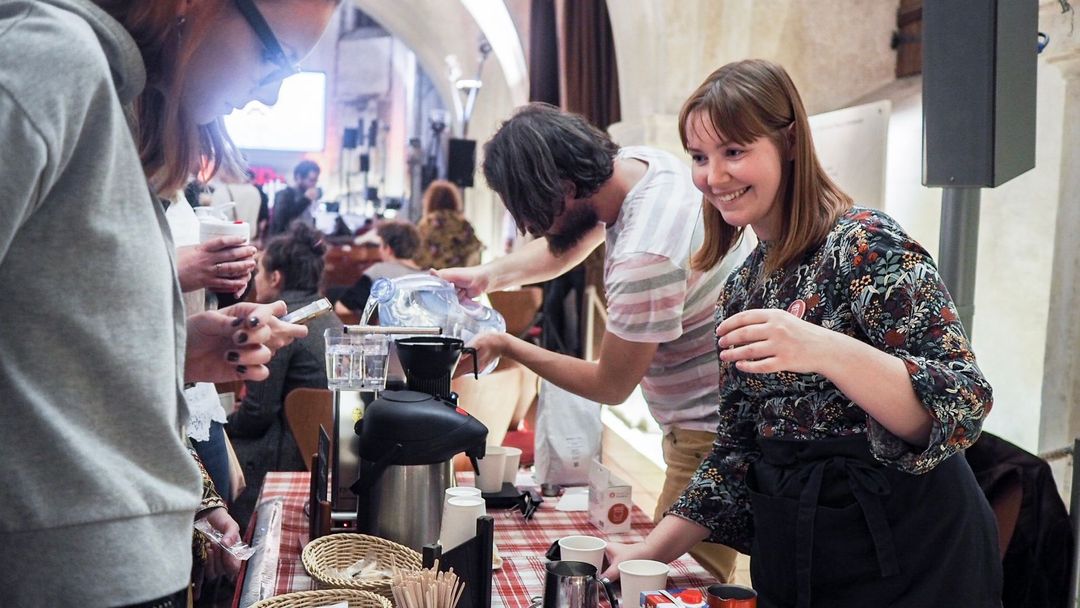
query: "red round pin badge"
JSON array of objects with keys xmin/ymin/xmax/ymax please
[{"xmin": 787, "ymin": 299, "xmax": 806, "ymax": 319}]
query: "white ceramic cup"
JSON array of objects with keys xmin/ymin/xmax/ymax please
[
  {"xmin": 475, "ymin": 445, "xmax": 508, "ymax": 493},
  {"xmin": 618, "ymin": 559, "xmax": 671, "ymax": 608},
  {"xmin": 501, "ymin": 446, "xmax": 523, "ymax": 484},
  {"xmin": 438, "ymin": 496, "xmax": 486, "ymax": 552},
  {"xmin": 558, "ymin": 535, "xmax": 607, "ymax": 572}
]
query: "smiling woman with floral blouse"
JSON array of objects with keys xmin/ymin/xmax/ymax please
[{"xmin": 603, "ymin": 60, "xmax": 1001, "ymax": 608}]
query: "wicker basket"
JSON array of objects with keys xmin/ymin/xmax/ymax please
[
  {"xmin": 251, "ymin": 589, "xmax": 392, "ymax": 608},
  {"xmin": 303, "ymin": 533, "xmax": 423, "ymax": 599}
]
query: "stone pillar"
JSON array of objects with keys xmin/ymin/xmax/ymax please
[
  {"xmin": 1040, "ymin": 47, "xmax": 1080, "ymax": 440},
  {"xmin": 1038, "ymin": 29, "xmax": 1080, "ymax": 495}
]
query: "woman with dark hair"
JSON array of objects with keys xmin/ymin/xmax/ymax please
[
  {"xmin": 0, "ymin": 0, "xmax": 337, "ymax": 604},
  {"xmin": 228, "ymin": 222, "xmax": 342, "ymax": 529},
  {"xmin": 414, "ymin": 179, "xmax": 484, "ymax": 269}
]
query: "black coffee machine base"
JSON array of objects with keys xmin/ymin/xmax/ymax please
[
  {"xmin": 423, "ymin": 515, "xmax": 494, "ymax": 608},
  {"xmin": 481, "ymin": 483, "xmax": 523, "ymax": 509}
]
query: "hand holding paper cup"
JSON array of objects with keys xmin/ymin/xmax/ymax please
[
  {"xmin": 195, "ymin": 206, "xmax": 249, "ymax": 244},
  {"xmin": 476, "ymin": 445, "xmax": 507, "ymax": 493}
]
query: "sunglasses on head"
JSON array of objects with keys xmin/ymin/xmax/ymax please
[{"xmin": 232, "ymin": 0, "xmax": 301, "ymax": 87}]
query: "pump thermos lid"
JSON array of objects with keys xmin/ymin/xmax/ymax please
[{"xmin": 354, "ymin": 390, "xmax": 488, "ymax": 465}]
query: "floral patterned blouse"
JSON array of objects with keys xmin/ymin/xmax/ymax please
[
  {"xmin": 414, "ymin": 210, "xmax": 484, "ymax": 270},
  {"xmin": 667, "ymin": 207, "xmax": 993, "ymax": 551}
]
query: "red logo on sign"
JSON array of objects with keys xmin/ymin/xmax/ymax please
[
  {"xmin": 787, "ymin": 299, "xmax": 806, "ymax": 319},
  {"xmin": 608, "ymin": 504, "xmax": 629, "ymax": 524}
]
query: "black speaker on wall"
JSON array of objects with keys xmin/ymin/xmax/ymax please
[
  {"xmin": 447, "ymin": 138, "xmax": 477, "ymax": 188},
  {"xmin": 922, "ymin": 0, "xmax": 1038, "ymax": 188},
  {"xmin": 342, "ymin": 128, "xmax": 359, "ymax": 150}
]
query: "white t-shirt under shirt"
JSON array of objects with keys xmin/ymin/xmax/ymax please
[
  {"xmin": 604, "ymin": 146, "xmax": 753, "ymax": 433},
  {"xmin": 164, "ymin": 197, "xmax": 229, "ymax": 442}
]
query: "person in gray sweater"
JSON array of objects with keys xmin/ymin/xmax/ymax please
[{"xmin": 0, "ymin": 0, "xmax": 338, "ymax": 605}]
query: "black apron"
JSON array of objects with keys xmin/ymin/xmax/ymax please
[{"xmin": 747, "ymin": 436, "xmax": 1002, "ymax": 608}]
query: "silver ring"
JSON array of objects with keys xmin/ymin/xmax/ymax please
[{"xmin": 215, "ymin": 263, "xmax": 222, "ymax": 274}]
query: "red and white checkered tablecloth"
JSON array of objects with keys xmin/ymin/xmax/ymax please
[{"xmin": 244, "ymin": 471, "xmax": 715, "ymax": 607}]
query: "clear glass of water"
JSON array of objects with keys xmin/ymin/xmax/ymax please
[
  {"xmin": 360, "ymin": 333, "xmax": 390, "ymax": 390},
  {"xmin": 324, "ymin": 329, "xmax": 362, "ymax": 390}
]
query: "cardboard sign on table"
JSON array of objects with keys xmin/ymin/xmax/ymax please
[{"xmin": 588, "ymin": 458, "xmax": 632, "ymax": 534}]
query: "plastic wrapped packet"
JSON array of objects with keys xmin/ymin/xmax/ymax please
[
  {"xmin": 324, "ymin": 551, "xmax": 394, "ymax": 581},
  {"xmin": 239, "ymin": 497, "xmax": 285, "ymax": 608},
  {"xmin": 194, "ymin": 517, "xmax": 259, "ymax": 560}
]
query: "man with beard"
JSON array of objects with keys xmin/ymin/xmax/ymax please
[{"xmin": 437, "ymin": 103, "xmax": 753, "ymax": 582}]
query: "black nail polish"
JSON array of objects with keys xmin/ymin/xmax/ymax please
[
  {"xmin": 226, "ymin": 351, "xmax": 240, "ymax": 362},
  {"xmin": 248, "ymin": 316, "xmax": 260, "ymax": 328},
  {"xmin": 231, "ymin": 317, "xmax": 243, "ymax": 327},
  {"xmin": 236, "ymin": 365, "xmax": 248, "ymax": 375},
  {"xmin": 236, "ymin": 332, "xmax": 249, "ymax": 344}
]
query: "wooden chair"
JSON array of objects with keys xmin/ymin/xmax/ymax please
[
  {"xmin": 487, "ymin": 288, "xmax": 543, "ymax": 425},
  {"xmin": 450, "ymin": 288, "xmax": 543, "ymax": 455},
  {"xmin": 322, "ymin": 242, "xmax": 381, "ymax": 292},
  {"xmin": 284, "ymin": 388, "xmax": 333, "ymax": 471},
  {"xmin": 488, "ymin": 287, "xmax": 543, "ymax": 339}
]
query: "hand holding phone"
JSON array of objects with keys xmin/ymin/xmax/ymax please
[{"xmin": 281, "ymin": 298, "xmax": 332, "ymax": 325}]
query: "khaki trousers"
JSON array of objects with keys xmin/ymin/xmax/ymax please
[{"xmin": 655, "ymin": 428, "xmax": 739, "ymax": 583}]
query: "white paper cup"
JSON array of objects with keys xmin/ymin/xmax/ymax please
[
  {"xmin": 501, "ymin": 446, "xmax": 522, "ymax": 484},
  {"xmin": 618, "ymin": 560, "xmax": 670, "ymax": 608},
  {"xmin": 199, "ymin": 219, "xmax": 249, "ymax": 244},
  {"xmin": 475, "ymin": 445, "xmax": 507, "ymax": 493},
  {"xmin": 438, "ymin": 496, "xmax": 485, "ymax": 551},
  {"xmin": 558, "ymin": 535, "xmax": 607, "ymax": 572},
  {"xmin": 443, "ymin": 488, "xmax": 501, "ymax": 567},
  {"xmin": 445, "ymin": 486, "xmax": 483, "ymax": 500},
  {"xmin": 444, "ymin": 487, "xmax": 486, "ymax": 517}
]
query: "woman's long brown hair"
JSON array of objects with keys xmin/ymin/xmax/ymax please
[
  {"xmin": 422, "ymin": 179, "xmax": 464, "ymax": 216},
  {"xmin": 94, "ymin": 0, "xmax": 244, "ymax": 194},
  {"xmin": 679, "ymin": 59, "xmax": 852, "ymax": 275}
]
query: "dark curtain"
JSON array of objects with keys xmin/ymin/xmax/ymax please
[
  {"xmin": 529, "ymin": 0, "xmax": 560, "ymax": 105},
  {"xmin": 561, "ymin": 0, "xmax": 621, "ymax": 129},
  {"xmin": 562, "ymin": 0, "xmax": 618, "ymax": 331},
  {"xmin": 526, "ymin": 0, "xmax": 621, "ymax": 357}
]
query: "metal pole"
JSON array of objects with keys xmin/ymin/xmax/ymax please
[
  {"xmin": 937, "ymin": 187, "xmax": 981, "ymax": 337},
  {"xmin": 1070, "ymin": 437, "xmax": 1080, "ymax": 607}
]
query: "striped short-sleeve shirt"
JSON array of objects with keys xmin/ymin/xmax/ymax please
[{"xmin": 604, "ymin": 147, "xmax": 752, "ymax": 432}]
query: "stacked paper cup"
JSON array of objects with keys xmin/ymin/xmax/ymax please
[{"xmin": 438, "ymin": 489, "xmax": 485, "ymax": 552}]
